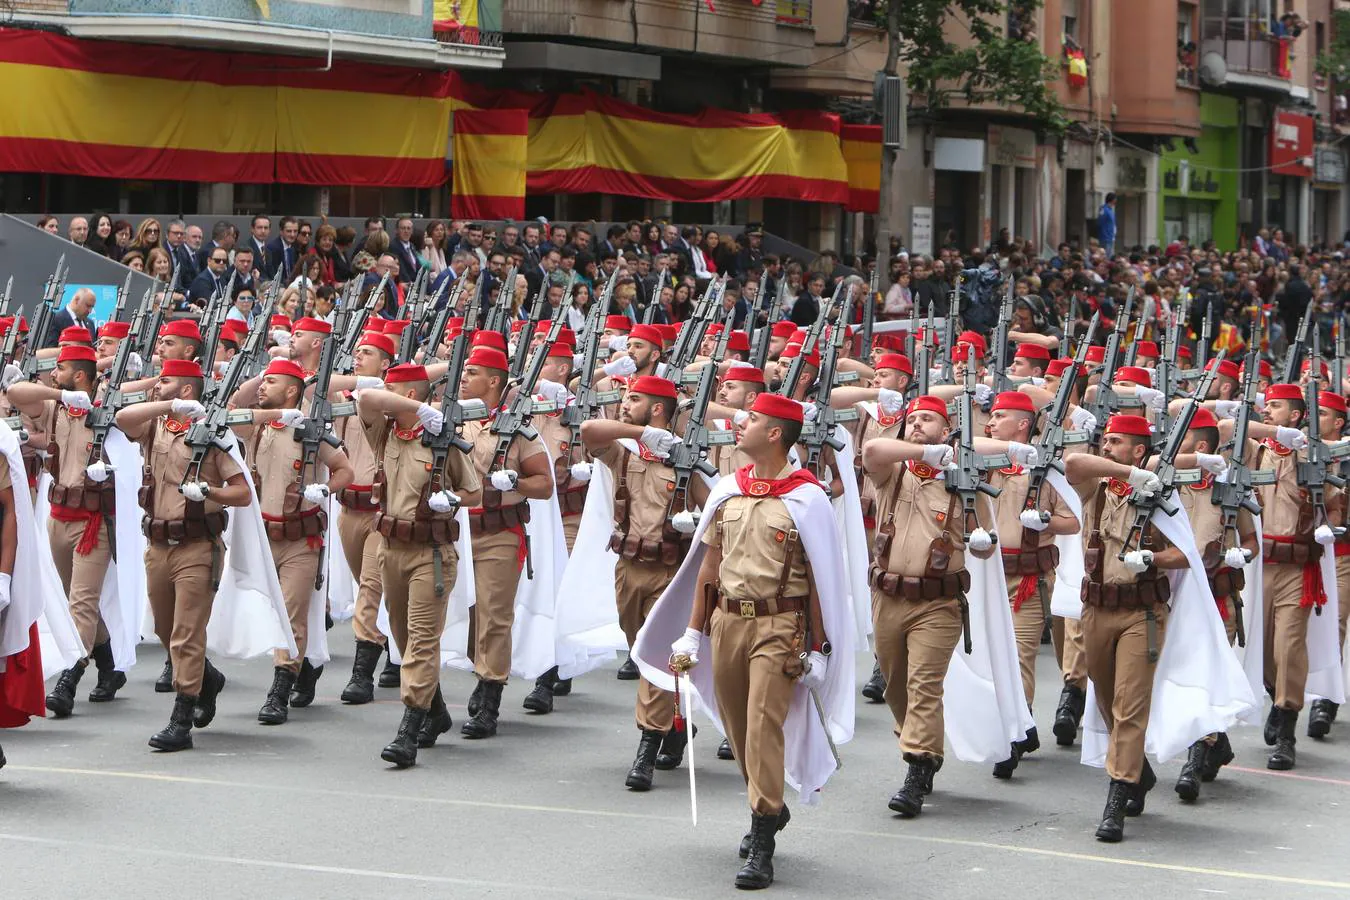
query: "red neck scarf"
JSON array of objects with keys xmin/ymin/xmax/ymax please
[
  {"xmin": 1261, "ymin": 437, "xmax": 1293, "ymax": 457},
  {"xmin": 734, "ymin": 464, "xmax": 823, "ymax": 498},
  {"xmin": 1107, "ymin": 477, "xmax": 1133, "ymax": 497},
  {"xmin": 906, "ymin": 459, "xmax": 941, "ymax": 480}
]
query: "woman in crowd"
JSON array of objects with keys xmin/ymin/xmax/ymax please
[
  {"xmin": 128, "ymin": 218, "xmax": 163, "ymax": 256},
  {"xmin": 88, "ymin": 214, "xmax": 115, "ymax": 257},
  {"xmin": 567, "ymin": 282, "xmax": 592, "ymax": 332},
  {"xmin": 421, "ymin": 219, "xmax": 449, "ymax": 277},
  {"xmin": 121, "ymin": 250, "xmax": 145, "ymax": 272},
  {"xmin": 310, "ymin": 225, "xmax": 351, "ymax": 287},
  {"xmin": 643, "ymin": 222, "xmax": 663, "ymax": 257},
  {"xmin": 110, "ymin": 220, "xmax": 133, "ymax": 260},
  {"xmin": 288, "ymin": 254, "xmax": 325, "ymax": 291}
]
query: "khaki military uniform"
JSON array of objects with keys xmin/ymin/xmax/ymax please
[
  {"xmin": 335, "ymin": 399, "xmax": 384, "ymax": 646},
  {"xmin": 705, "ymin": 466, "xmax": 811, "ymax": 816},
  {"xmin": 595, "ymin": 438, "xmax": 685, "ymax": 733},
  {"xmin": 141, "ymin": 415, "xmax": 242, "ymax": 695},
  {"xmin": 534, "ymin": 406, "xmax": 588, "ymax": 552},
  {"xmin": 0, "ymin": 392, "xmax": 49, "ymax": 504},
  {"xmin": 463, "ymin": 418, "xmax": 547, "ymax": 683},
  {"xmin": 1075, "ymin": 477, "xmax": 1173, "ymax": 783},
  {"xmin": 1054, "ymin": 442, "xmax": 1090, "ymax": 692},
  {"xmin": 364, "ymin": 416, "xmax": 480, "ymax": 709},
  {"xmin": 868, "ymin": 459, "xmax": 982, "ymax": 761},
  {"xmin": 1179, "ymin": 476, "xmax": 1254, "ymax": 647},
  {"xmin": 708, "ymin": 418, "xmax": 754, "ymax": 480},
  {"xmin": 852, "ymin": 405, "xmax": 904, "ymax": 541}
]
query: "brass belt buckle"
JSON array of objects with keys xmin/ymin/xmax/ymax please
[{"xmin": 739, "ymin": 600, "xmax": 756, "ymax": 618}]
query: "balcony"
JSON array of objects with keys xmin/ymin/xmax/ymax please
[
  {"xmin": 770, "ymin": 0, "xmax": 886, "ymax": 97},
  {"xmin": 1199, "ymin": 16, "xmax": 1294, "ymax": 93}
]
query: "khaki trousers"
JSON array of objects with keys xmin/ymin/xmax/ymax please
[
  {"xmin": 872, "ymin": 591, "xmax": 961, "ymax": 761},
  {"xmin": 1005, "ymin": 573, "xmax": 1052, "ymax": 707},
  {"xmin": 49, "ymin": 516, "xmax": 112, "ymax": 654},
  {"xmin": 270, "ymin": 537, "xmax": 321, "ymax": 673},
  {"xmin": 562, "ymin": 515, "xmax": 580, "ymax": 554},
  {"xmin": 338, "ymin": 508, "xmax": 385, "ymax": 645},
  {"xmin": 1052, "ymin": 615, "xmax": 1089, "ymax": 690},
  {"xmin": 382, "ymin": 537, "xmax": 459, "ymax": 709},
  {"xmin": 145, "ymin": 539, "xmax": 219, "ymax": 696},
  {"xmin": 468, "ymin": 530, "xmax": 524, "ymax": 683},
  {"xmin": 1081, "ymin": 603, "xmax": 1167, "ymax": 783},
  {"xmin": 1263, "ymin": 562, "xmax": 1311, "ymax": 711},
  {"xmin": 1215, "ymin": 593, "xmax": 1239, "ymax": 646},
  {"xmin": 615, "ymin": 558, "xmax": 679, "ymax": 732},
  {"xmin": 710, "ymin": 606, "xmax": 796, "ymax": 815}
]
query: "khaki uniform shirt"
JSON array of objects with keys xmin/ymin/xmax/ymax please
[
  {"xmin": 143, "ymin": 416, "xmax": 242, "ymax": 520},
  {"xmin": 463, "ymin": 418, "xmax": 546, "ymax": 508},
  {"xmin": 989, "ymin": 464, "xmax": 1063, "ymax": 550},
  {"xmin": 703, "ymin": 464, "xmax": 810, "ymax": 600},
  {"xmin": 335, "ymin": 391, "xmax": 378, "ymax": 488},
  {"xmin": 853, "ymin": 404, "xmax": 903, "ymax": 522},
  {"xmin": 1074, "ymin": 478, "xmax": 1174, "ymax": 585},
  {"xmin": 1255, "ymin": 439, "xmax": 1306, "ymax": 537},
  {"xmin": 244, "ymin": 421, "xmax": 328, "ymax": 518},
  {"xmin": 594, "ymin": 438, "xmax": 676, "ymax": 542},
  {"xmin": 868, "ymin": 459, "xmax": 975, "ymax": 577},
  {"xmin": 362, "ymin": 418, "xmax": 480, "ymax": 522},
  {"xmin": 44, "ymin": 400, "xmax": 96, "ymax": 489}
]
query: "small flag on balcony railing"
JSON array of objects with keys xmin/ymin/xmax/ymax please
[{"xmin": 703, "ymin": 0, "xmax": 717, "ymax": 11}]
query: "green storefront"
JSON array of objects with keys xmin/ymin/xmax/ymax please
[{"xmin": 1158, "ymin": 94, "xmax": 1240, "ymax": 250}]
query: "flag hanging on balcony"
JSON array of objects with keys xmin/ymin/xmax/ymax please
[
  {"xmin": 434, "ymin": 0, "xmax": 479, "ymax": 39},
  {"xmin": 840, "ymin": 124, "xmax": 881, "ymax": 214},
  {"xmin": 451, "ymin": 109, "xmax": 528, "ymax": 220}
]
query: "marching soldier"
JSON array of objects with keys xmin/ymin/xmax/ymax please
[
  {"xmin": 115, "ymin": 359, "xmax": 253, "ymax": 751},
  {"xmin": 1310, "ymin": 390, "xmax": 1349, "ymax": 738},
  {"xmin": 534, "ymin": 340, "xmax": 587, "ymax": 552}
]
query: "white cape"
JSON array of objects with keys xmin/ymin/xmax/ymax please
[
  {"xmin": 101, "ymin": 429, "xmax": 149, "ymax": 671},
  {"xmin": 1234, "ymin": 514, "xmax": 1267, "ymax": 725},
  {"xmin": 633, "ymin": 471, "xmax": 856, "ymax": 805},
  {"xmin": 324, "ymin": 503, "xmax": 356, "ymax": 623},
  {"xmin": 828, "ymin": 428, "xmax": 875, "ymax": 645},
  {"xmin": 1046, "ymin": 470, "xmax": 1087, "ymax": 620},
  {"xmin": 552, "ymin": 458, "xmax": 626, "ymax": 679},
  {"xmin": 1305, "ymin": 547, "xmax": 1346, "ymax": 705},
  {"xmin": 378, "ymin": 506, "xmax": 476, "ymax": 669},
  {"xmin": 0, "ymin": 425, "xmax": 46, "ymax": 669},
  {"xmin": 1082, "ymin": 504, "xmax": 1258, "ymax": 766},
  {"xmin": 33, "ymin": 472, "xmax": 87, "ymax": 678}
]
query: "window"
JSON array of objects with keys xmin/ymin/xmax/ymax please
[
  {"xmin": 1178, "ymin": 2, "xmax": 1197, "ymax": 85},
  {"xmin": 1062, "ymin": 0, "xmax": 1079, "ymax": 43}
]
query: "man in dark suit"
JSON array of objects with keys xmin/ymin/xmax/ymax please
[
  {"xmin": 247, "ymin": 215, "xmax": 274, "ymax": 279},
  {"xmin": 187, "ymin": 248, "xmax": 231, "ymax": 306},
  {"xmin": 196, "ymin": 220, "xmax": 235, "ymax": 272},
  {"xmin": 42, "ymin": 287, "xmax": 98, "ymax": 350},
  {"xmin": 163, "ymin": 219, "xmax": 198, "ymax": 290},
  {"xmin": 263, "ymin": 216, "xmax": 299, "ymax": 282},
  {"xmin": 390, "ymin": 216, "xmax": 420, "ymax": 285}
]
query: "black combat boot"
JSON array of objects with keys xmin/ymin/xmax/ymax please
[
  {"xmin": 381, "ymin": 706, "xmax": 427, "ymax": 769},
  {"xmin": 45, "ymin": 663, "xmax": 87, "ymax": 718},
  {"xmin": 1308, "ymin": 698, "xmax": 1335, "ymax": 739},
  {"xmin": 417, "ymin": 685, "xmax": 453, "ymax": 748},
  {"xmin": 523, "ymin": 666, "xmax": 557, "ymax": 714},
  {"xmin": 377, "ymin": 648, "xmax": 401, "ymax": 689},
  {"xmin": 148, "ymin": 693, "xmax": 198, "ymax": 752},
  {"xmin": 155, "ymin": 656, "xmax": 174, "ymax": 693},
  {"xmin": 655, "ymin": 723, "xmax": 694, "ymax": 770},
  {"xmin": 992, "ymin": 744, "xmax": 1021, "ymax": 780},
  {"xmin": 862, "ymin": 661, "xmax": 885, "ymax": 703},
  {"xmin": 617, "ymin": 653, "xmax": 639, "ymax": 680},
  {"xmin": 1095, "ymin": 780, "xmax": 1131, "ymax": 842},
  {"xmin": 739, "ymin": 804, "xmax": 789, "ymax": 859},
  {"xmin": 887, "ymin": 757, "xmax": 936, "ymax": 818},
  {"xmin": 341, "ymin": 640, "xmax": 383, "ymax": 704},
  {"xmin": 552, "ymin": 673, "xmax": 573, "ymax": 696},
  {"xmin": 1268, "ymin": 708, "xmax": 1297, "ymax": 770},
  {"xmin": 86, "ymin": 642, "xmax": 126, "ymax": 703},
  {"xmin": 1053, "ymin": 684, "xmax": 1085, "ymax": 746},
  {"xmin": 717, "ymin": 738, "xmax": 735, "ymax": 760},
  {"xmin": 193, "ymin": 660, "xmax": 226, "ymax": 729},
  {"xmin": 1125, "ymin": 759, "xmax": 1156, "ymax": 816},
  {"xmin": 1200, "ymin": 732, "xmax": 1234, "ymax": 782},
  {"xmin": 734, "ymin": 813, "xmax": 779, "ymax": 890},
  {"xmin": 289, "ymin": 659, "xmax": 323, "ymax": 708},
  {"xmin": 1016, "ymin": 725, "xmax": 1041, "ymax": 755},
  {"xmin": 467, "ymin": 679, "xmax": 485, "ymax": 717},
  {"xmin": 257, "ymin": 667, "xmax": 297, "ymax": 725},
  {"xmin": 1263, "ymin": 703, "xmax": 1280, "ymax": 746},
  {"xmin": 624, "ymin": 729, "xmax": 664, "ymax": 791},
  {"xmin": 1174, "ymin": 740, "xmax": 1207, "ymax": 802},
  {"xmin": 460, "ymin": 680, "xmax": 503, "ymax": 739}
]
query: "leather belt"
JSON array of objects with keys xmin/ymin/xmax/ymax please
[
  {"xmin": 716, "ymin": 594, "xmax": 807, "ymax": 618},
  {"xmin": 142, "ymin": 511, "xmax": 229, "ymax": 545},
  {"xmin": 1002, "ymin": 545, "xmax": 1059, "ymax": 576},
  {"xmin": 338, "ymin": 485, "xmax": 380, "ymax": 512},
  {"xmin": 868, "ymin": 563, "xmax": 970, "ymax": 600},
  {"xmin": 608, "ymin": 532, "xmax": 690, "ymax": 566},
  {"xmin": 262, "ymin": 506, "xmax": 327, "ymax": 543},
  {"xmin": 1081, "ymin": 578, "xmax": 1170, "ymax": 609},
  {"xmin": 374, "ymin": 514, "xmax": 459, "ymax": 546},
  {"xmin": 467, "ymin": 500, "xmax": 530, "ymax": 537},
  {"xmin": 49, "ymin": 481, "xmax": 114, "ymax": 515}
]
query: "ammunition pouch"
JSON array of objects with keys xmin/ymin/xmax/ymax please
[
  {"xmin": 1262, "ymin": 537, "xmax": 1321, "ymax": 566},
  {"xmin": 142, "ymin": 511, "xmax": 229, "ymax": 545},
  {"xmin": 868, "ymin": 563, "xmax": 970, "ymax": 600},
  {"xmin": 1002, "ymin": 545, "xmax": 1059, "ymax": 576},
  {"xmin": 468, "ymin": 500, "xmax": 531, "ymax": 537},
  {"xmin": 338, "ymin": 485, "xmax": 380, "ymax": 512},
  {"xmin": 374, "ymin": 513, "xmax": 460, "ymax": 546},
  {"xmin": 559, "ymin": 487, "xmax": 587, "ymax": 517},
  {"xmin": 608, "ymin": 531, "xmax": 690, "ymax": 566},
  {"xmin": 263, "ymin": 506, "xmax": 328, "ymax": 543},
  {"xmin": 49, "ymin": 480, "xmax": 115, "ymax": 516},
  {"xmin": 1081, "ymin": 577, "xmax": 1171, "ymax": 609}
]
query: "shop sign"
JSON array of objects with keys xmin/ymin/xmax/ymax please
[
  {"xmin": 1315, "ymin": 147, "xmax": 1345, "ymax": 185},
  {"xmin": 988, "ymin": 125, "xmax": 1036, "ymax": 169},
  {"xmin": 1161, "ymin": 160, "xmax": 1220, "ymax": 196},
  {"xmin": 1270, "ymin": 111, "xmax": 1313, "ymax": 178}
]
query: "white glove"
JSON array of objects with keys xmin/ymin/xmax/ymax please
[
  {"xmin": 608, "ymin": 335, "xmax": 628, "ymax": 353},
  {"xmin": 1007, "ymin": 441, "xmax": 1039, "ymax": 467},
  {"xmin": 215, "ymin": 360, "xmax": 229, "ymax": 377},
  {"xmin": 302, "ymin": 483, "xmax": 329, "ymax": 504},
  {"xmin": 732, "ymin": 409, "xmax": 750, "ymax": 426},
  {"xmin": 126, "ymin": 352, "xmax": 145, "ymax": 378},
  {"xmin": 798, "ymin": 401, "xmax": 818, "ymax": 423},
  {"xmin": 417, "ymin": 402, "xmax": 444, "ymax": 435},
  {"xmin": 929, "ymin": 367, "xmax": 944, "ymax": 382},
  {"xmin": 180, "ymin": 481, "xmax": 209, "ymax": 503},
  {"xmin": 572, "ymin": 353, "xmax": 586, "ymax": 372},
  {"xmin": 0, "ymin": 572, "xmax": 10, "ymax": 615},
  {"xmin": 536, "ymin": 379, "xmax": 569, "ymax": 406},
  {"xmin": 1195, "ymin": 452, "xmax": 1228, "ymax": 477},
  {"xmin": 490, "ymin": 469, "xmax": 519, "ymax": 492},
  {"xmin": 671, "ymin": 510, "xmax": 698, "ymax": 534},
  {"xmin": 1314, "ymin": 524, "xmax": 1337, "ymax": 546},
  {"xmin": 1127, "ymin": 466, "xmax": 1162, "ymax": 497},
  {"xmin": 640, "ymin": 425, "xmax": 678, "ymax": 456},
  {"xmin": 355, "ymin": 376, "xmax": 384, "ymax": 390},
  {"xmin": 968, "ymin": 527, "xmax": 994, "ymax": 552},
  {"xmin": 1135, "ymin": 387, "xmax": 1166, "ymax": 412},
  {"xmin": 974, "ymin": 383, "xmax": 993, "ymax": 406},
  {"xmin": 1019, "ymin": 508, "xmax": 1049, "ymax": 532},
  {"xmin": 427, "ymin": 489, "xmax": 460, "ymax": 513},
  {"xmin": 85, "ymin": 461, "xmax": 112, "ymax": 483},
  {"xmin": 1254, "ymin": 392, "xmax": 1266, "ymax": 412},
  {"xmin": 603, "ymin": 355, "xmax": 637, "ymax": 378},
  {"xmin": 670, "ymin": 626, "xmax": 702, "ymax": 666},
  {"xmin": 1068, "ymin": 406, "xmax": 1097, "ymax": 433},
  {"xmin": 277, "ymin": 408, "xmax": 307, "ymax": 428},
  {"xmin": 271, "ymin": 329, "xmax": 292, "ymax": 347},
  {"xmin": 1224, "ymin": 547, "xmax": 1250, "ymax": 569},
  {"xmin": 1028, "ymin": 377, "xmax": 1046, "ymax": 387},
  {"xmin": 61, "ymin": 390, "xmax": 92, "ymax": 411},
  {"xmin": 921, "ymin": 444, "xmax": 954, "ymax": 468},
  {"xmin": 1122, "ymin": 549, "xmax": 1154, "ymax": 574},
  {"xmin": 801, "ymin": 651, "xmax": 828, "ymax": 692},
  {"xmin": 569, "ymin": 462, "xmax": 592, "ymax": 483},
  {"xmin": 1276, "ymin": 426, "xmax": 1308, "ymax": 450},
  {"xmin": 0, "ymin": 363, "xmax": 20, "ymax": 390},
  {"xmin": 877, "ymin": 387, "xmax": 904, "ymax": 415},
  {"xmin": 1214, "ymin": 400, "xmax": 1242, "ymax": 419},
  {"xmin": 171, "ymin": 398, "xmax": 204, "ymax": 418}
]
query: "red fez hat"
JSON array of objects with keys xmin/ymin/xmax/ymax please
[
  {"xmin": 0, "ymin": 315, "xmax": 28, "ymax": 336},
  {"xmin": 780, "ymin": 343, "xmax": 821, "ymax": 368},
  {"xmin": 771, "ymin": 321, "xmax": 798, "ymax": 339},
  {"xmin": 723, "ymin": 365, "xmax": 766, "ymax": 385},
  {"xmin": 906, "ymin": 394, "xmax": 950, "ymax": 422},
  {"xmin": 98, "ymin": 321, "xmax": 130, "ymax": 340},
  {"xmin": 1135, "ymin": 341, "xmax": 1160, "ymax": 359},
  {"xmin": 160, "ymin": 359, "xmax": 203, "ymax": 378},
  {"xmin": 706, "ymin": 323, "xmax": 724, "ymax": 338},
  {"xmin": 628, "ymin": 375, "xmax": 678, "ymax": 399},
  {"xmin": 59, "ymin": 326, "xmax": 92, "ymax": 345},
  {"xmin": 1319, "ymin": 391, "xmax": 1348, "ymax": 415},
  {"xmin": 1014, "ymin": 343, "xmax": 1051, "ymax": 362},
  {"xmin": 220, "ymin": 318, "xmax": 248, "ymax": 338},
  {"xmin": 1104, "ymin": 414, "xmax": 1152, "ymax": 437},
  {"xmin": 726, "ymin": 331, "xmax": 750, "ymax": 353},
  {"xmin": 790, "ymin": 329, "xmax": 809, "ymax": 346},
  {"xmin": 1206, "ymin": 358, "xmax": 1240, "ymax": 380},
  {"xmin": 750, "ymin": 392, "xmax": 804, "ymax": 424},
  {"xmin": 1266, "ymin": 383, "xmax": 1302, "ymax": 402},
  {"xmin": 604, "ymin": 315, "xmax": 631, "ymax": 332},
  {"xmin": 875, "ymin": 353, "xmax": 914, "ymax": 376},
  {"xmin": 57, "ymin": 345, "xmax": 96, "ymax": 363},
  {"xmin": 1258, "ymin": 359, "xmax": 1272, "ymax": 378},
  {"xmin": 471, "ymin": 330, "xmax": 507, "ymax": 352},
  {"xmin": 1115, "ymin": 366, "xmax": 1152, "ymax": 388},
  {"xmin": 292, "ymin": 317, "xmax": 331, "ymax": 335},
  {"xmin": 270, "ymin": 315, "xmax": 292, "ymax": 329},
  {"xmin": 161, "ymin": 319, "xmax": 202, "ymax": 341},
  {"xmin": 657, "ymin": 324, "xmax": 679, "ymax": 344},
  {"xmin": 383, "ymin": 319, "xmax": 412, "ymax": 336},
  {"xmin": 991, "ymin": 391, "xmax": 1036, "ymax": 414},
  {"xmin": 1047, "ymin": 358, "xmax": 1080, "ymax": 379},
  {"xmin": 874, "ymin": 333, "xmax": 904, "ymax": 352},
  {"xmin": 546, "ymin": 342, "xmax": 574, "ymax": 360},
  {"xmin": 957, "ymin": 330, "xmax": 988, "ymax": 358},
  {"xmin": 357, "ymin": 331, "xmax": 396, "ymax": 357},
  {"xmin": 1178, "ymin": 345, "xmax": 1194, "ymax": 362},
  {"xmin": 467, "ymin": 347, "xmax": 509, "ymax": 372},
  {"xmin": 264, "ymin": 359, "xmax": 307, "ymax": 381},
  {"xmin": 1189, "ymin": 406, "xmax": 1219, "ymax": 430},
  {"xmin": 510, "ymin": 319, "xmax": 527, "ymax": 334},
  {"xmin": 629, "ymin": 324, "xmax": 664, "ymax": 347},
  {"xmin": 1302, "ymin": 358, "xmax": 1330, "ymax": 379},
  {"xmin": 1085, "ymin": 346, "xmax": 1105, "ymax": 364},
  {"xmin": 951, "ymin": 344, "xmax": 977, "ymax": 363},
  {"xmin": 554, "ymin": 327, "xmax": 578, "ymax": 348},
  {"xmin": 385, "ymin": 364, "xmax": 428, "ymax": 384}
]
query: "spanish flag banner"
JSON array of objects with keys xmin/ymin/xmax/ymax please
[
  {"xmin": 451, "ymin": 109, "xmax": 527, "ymax": 220},
  {"xmin": 840, "ymin": 124, "xmax": 881, "ymax": 214}
]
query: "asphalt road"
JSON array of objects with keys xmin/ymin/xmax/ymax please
[{"xmin": 2, "ymin": 625, "xmax": 1347, "ymax": 900}]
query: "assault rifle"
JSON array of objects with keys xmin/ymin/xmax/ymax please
[
  {"xmin": 1081, "ymin": 286, "xmax": 1136, "ymax": 444},
  {"xmin": 420, "ymin": 277, "xmax": 467, "ymax": 366},
  {"xmin": 914, "ymin": 305, "xmax": 935, "ymax": 399},
  {"xmin": 420, "ymin": 276, "xmax": 490, "ymax": 466},
  {"xmin": 860, "ymin": 268, "xmax": 878, "ymax": 359},
  {"xmin": 195, "ymin": 270, "xmax": 237, "ymax": 385},
  {"xmin": 1197, "ymin": 290, "xmax": 1214, "ymax": 372},
  {"xmin": 747, "ymin": 267, "xmax": 774, "ymax": 373},
  {"xmin": 483, "ymin": 264, "xmax": 519, "ymax": 339},
  {"xmin": 1154, "ymin": 293, "xmax": 1186, "ymax": 436},
  {"xmin": 293, "ymin": 316, "xmax": 344, "ymax": 501},
  {"xmin": 991, "ymin": 279, "xmax": 1014, "ymax": 394},
  {"xmin": 938, "ymin": 274, "xmax": 962, "ymax": 385},
  {"xmin": 666, "ymin": 275, "xmax": 725, "ymax": 389},
  {"xmin": 778, "ymin": 279, "xmax": 840, "ymax": 400},
  {"xmin": 562, "ymin": 296, "xmax": 621, "ymax": 458},
  {"xmin": 513, "ymin": 271, "xmax": 574, "ymax": 380},
  {"xmin": 1281, "ymin": 299, "xmax": 1315, "ymax": 385},
  {"xmin": 665, "ymin": 306, "xmax": 732, "ymax": 529},
  {"xmin": 904, "ymin": 295, "xmax": 918, "ymax": 364},
  {"xmin": 85, "ymin": 273, "xmax": 149, "ymax": 467},
  {"xmin": 489, "ymin": 299, "xmax": 568, "ymax": 479},
  {"xmin": 800, "ymin": 293, "xmax": 859, "ymax": 481},
  {"xmin": 21, "ymin": 256, "xmax": 67, "ymax": 380},
  {"xmin": 1024, "ymin": 311, "xmax": 1100, "ymax": 516},
  {"xmin": 1299, "ymin": 329, "xmax": 1346, "ymax": 568}
]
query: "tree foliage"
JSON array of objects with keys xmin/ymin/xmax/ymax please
[{"xmin": 1315, "ymin": 9, "xmax": 1350, "ymax": 88}]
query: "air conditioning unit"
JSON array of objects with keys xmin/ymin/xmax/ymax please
[{"xmin": 874, "ymin": 74, "xmax": 906, "ymax": 149}]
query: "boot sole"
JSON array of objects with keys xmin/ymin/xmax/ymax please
[
  {"xmin": 734, "ymin": 874, "xmax": 773, "ymax": 890},
  {"xmin": 625, "ymin": 776, "xmax": 653, "ymax": 791},
  {"xmin": 522, "ymin": 696, "xmax": 554, "ymax": 714},
  {"xmin": 1267, "ymin": 757, "xmax": 1294, "ymax": 771},
  {"xmin": 341, "ymin": 692, "xmax": 374, "ymax": 705},
  {"xmin": 148, "ymin": 736, "xmax": 193, "ymax": 752},
  {"xmin": 45, "ymin": 701, "xmax": 74, "ymax": 718},
  {"xmin": 154, "ymin": 682, "xmax": 174, "ymax": 693},
  {"xmin": 1095, "ymin": 827, "xmax": 1123, "ymax": 842},
  {"xmin": 1174, "ymin": 780, "xmax": 1199, "ymax": 802},
  {"xmin": 88, "ymin": 674, "xmax": 128, "ymax": 702},
  {"xmin": 887, "ymin": 796, "xmax": 922, "ymax": 817},
  {"xmin": 1308, "ymin": 720, "xmax": 1330, "ymax": 739},
  {"xmin": 289, "ymin": 694, "xmax": 316, "ymax": 709},
  {"xmin": 381, "ymin": 749, "xmax": 416, "ymax": 768},
  {"xmin": 258, "ymin": 714, "xmax": 288, "ymax": 726},
  {"xmin": 1052, "ymin": 718, "xmax": 1077, "ymax": 746},
  {"xmin": 460, "ymin": 726, "xmax": 497, "ymax": 740}
]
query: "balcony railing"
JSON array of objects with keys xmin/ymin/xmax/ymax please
[{"xmin": 1200, "ymin": 16, "xmax": 1293, "ymax": 79}]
